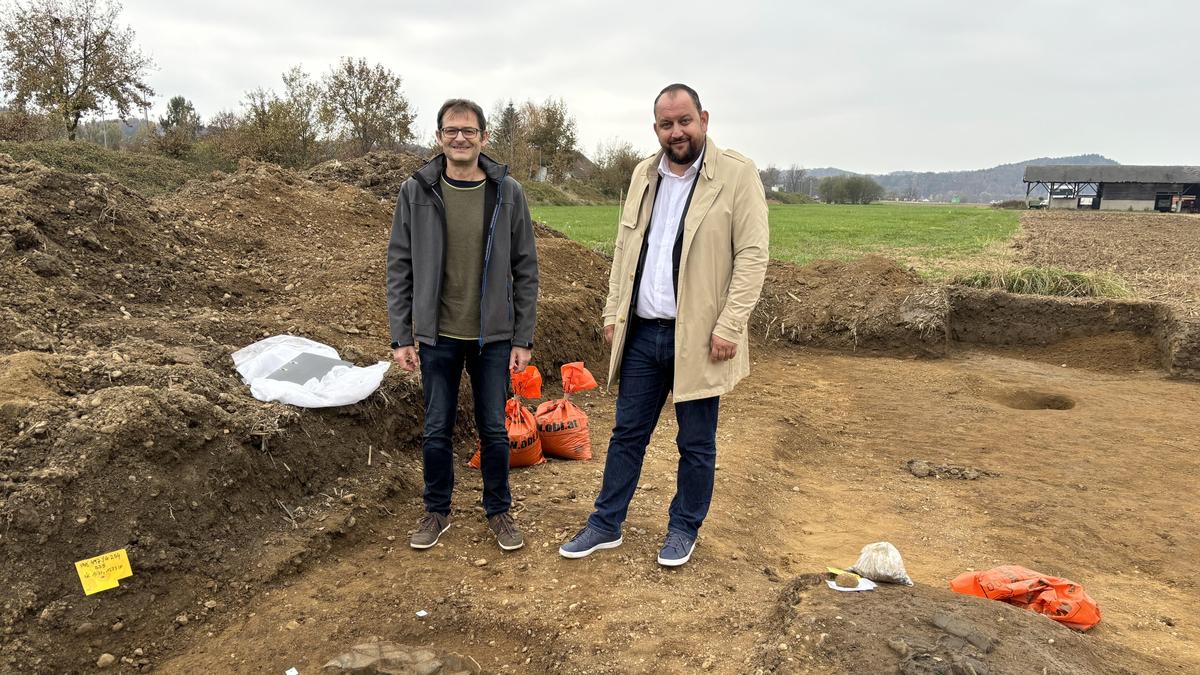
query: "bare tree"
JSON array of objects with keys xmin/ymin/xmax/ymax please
[
  {"xmin": 759, "ymin": 164, "xmax": 781, "ymax": 190},
  {"xmin": 0, "ymin": 0, "xmax": 154, "ymax": 140},
  {"xmin": 782, "ymin": 164, "xmax": 806, "ymax": 192}
]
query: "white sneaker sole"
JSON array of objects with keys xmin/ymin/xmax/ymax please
[
  {"xmin": 498, "ymin": 538, "xmax": 525, "ymax": 552},
  {"xmin": 409, "ymin": 523, "xmax": 451, "ymax": 549},
  {"xmin": 558, "ymin": 537, "xmax": 623, "ymax": 559},
  {"xmin": 657, "ymin": 541, "xmax": 696, "ymax": 567}
]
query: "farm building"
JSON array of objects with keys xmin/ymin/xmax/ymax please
[{"xmin": 1023, "ymin": 165, "xmax": 1200, "ymax": 212}]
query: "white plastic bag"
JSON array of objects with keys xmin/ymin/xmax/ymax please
[
  {"xmin": 848, "ymin": 542, "xmax": 914, "ymax": 586},
  {"xmin": 231, "ymin": 335, "xmax": 390, "ymax": 408}
]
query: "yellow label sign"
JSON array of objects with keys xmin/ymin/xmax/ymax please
[{"xmin": 75, "ymin": 549, "xmax": 133, "ymax": 596}]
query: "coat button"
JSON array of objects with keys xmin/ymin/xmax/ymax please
[{"xmin": 618, "ymin": 317, "xmax": 625, "ymax": 323}]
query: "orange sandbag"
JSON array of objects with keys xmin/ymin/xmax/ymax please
[
  {"xmin": 559, "ymin": 361, "xmax": 597, "ymax": 393},
  {"xmin": 510, "ymin": 365, "xmax": 542, "ymax": 399},
  {"xmin": 535, "ymin": 362, "xmax": 597, "ymax": 460},
  {"xmin": 950, "ymin": 565, "xmax": 1101, "ymax": 631},
  {"xmin": 469, "ymin": 366, "xmax": 545, "ymax": 469}
]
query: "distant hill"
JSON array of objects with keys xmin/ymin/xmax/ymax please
[
  {"xmin": 804, "ymin": 154, "xmax": 1119, "ymax": 202},
  {"xmin": 806, "ymin": 167, "xmax": 858, "ymax": 179}
]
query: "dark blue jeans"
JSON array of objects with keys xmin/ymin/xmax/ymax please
[
  {"xmin": 588, "ymin": 318, "xmax": 720, "ymax": 540},
  {"xmin": 418, "ymin": 338, "xmax": 511, "ymax": 517}
]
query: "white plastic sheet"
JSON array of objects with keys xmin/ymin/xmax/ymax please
[{"xmin": 232, "ymin": 335, "xmax": 390, "ymax": 408}]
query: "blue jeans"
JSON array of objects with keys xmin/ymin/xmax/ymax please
[
  {"xmin": 588, "ymin": 318, "xmax": 720, "ymax": 540},
  {"xmin": 418, "ymin": 338, "xmax": 512, "ymax": 517}
]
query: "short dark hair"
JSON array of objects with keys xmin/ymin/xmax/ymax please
[
  {"xmin": 437, "ymin": 98, "xmax": 486, "ymax": 132},
  {"xmin": 653, "ymin": 84, "xmax": 702, "ymax": 117}
]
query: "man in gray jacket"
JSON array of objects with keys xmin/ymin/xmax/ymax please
[{"xmin": 387, "ymin": 98, "xmax": 538, "ymax": 552}]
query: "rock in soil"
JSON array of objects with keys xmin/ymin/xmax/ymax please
[
  {"xmin": 322, "ymin": 641, "xmax": 480, "ymax": 674},
  {"xmin": 834, "ymin": 572, "xmax": 861, "ymax": 588},
  {"xmin": 906, "ymin": 459, "xmax": 995, "ymax": 480}
]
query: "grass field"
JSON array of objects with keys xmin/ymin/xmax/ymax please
[{"xmin": 530, "ymin": 203, "xmax": 1019, "ymax": 268}]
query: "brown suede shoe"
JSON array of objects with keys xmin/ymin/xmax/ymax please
[
  {"xmin": 410, "ymin": 512, "xmax": 450, "ymax": 549},
  {"xmin": 487, "ymin": 512, "xmax": 524, "ymax": 551}
]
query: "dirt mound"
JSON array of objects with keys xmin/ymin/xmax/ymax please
[
  {"xmin": 0, "ymin": 156, "xmax": 619, "ymax": 672},
  {"xmin": 0, "ymin": 141, "xmax": 218, "ymax": 198},
  {"xmin": 532, "ymin": 235, "xmax": 611, "ymax": 379},
  {"xmin": 307, "ymin": 151, "xmax": 427, "ymax": 201},
  {"xmin": 0, "ymin": 156, "xmax": 434, "ymax": 672},
  {"xmin": 752, "ymin": 574, "xmax": 1156, "ymax": 674},
  {"xmin": 0, "ymin": 154, "xmax": 201, "ymax": 352},
  {"xmin": 753, "ymin": 255, "xmax": 950, "ymax": 356}
]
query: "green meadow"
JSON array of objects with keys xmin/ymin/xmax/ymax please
[{"xmin": 530, "ymin": 202, "xmax": 1019, "ymax": 267}]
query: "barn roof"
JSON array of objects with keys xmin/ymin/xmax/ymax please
[{"xmin": 1024, "ymin": 165, "xmax": 1200, "ymax": 183}]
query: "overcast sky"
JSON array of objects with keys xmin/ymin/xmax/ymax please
[{"xmin": 116, "ymin": 0, "xmax": 1198, "ymax": 174}]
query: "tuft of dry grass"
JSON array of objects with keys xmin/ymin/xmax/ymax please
[{"xmin": 952, "ymin": 267, "xmax": 1131, "ymax": 298}]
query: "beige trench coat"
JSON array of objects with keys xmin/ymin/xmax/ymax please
[{"xmin": 602, "ymin": 137, "xmax": 769, "ymax": 402}]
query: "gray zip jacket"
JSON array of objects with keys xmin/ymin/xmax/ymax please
[{"xmin": 387, "ymin": 153, "xmax": 538, "ymax": 349}]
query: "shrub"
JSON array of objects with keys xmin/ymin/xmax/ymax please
[
  {"xmin": 0, "ymin": 108, "xmax": 62, "ymax": 141},
  {"xmin": 769, "ymin": 191, "xmax": 815, "ymax": 205},
  {"xmin": 817, "ymin": 175, "xmax": 885, "ymax": 204},
  {"xmin": 990, "ymin": 200, "xmax": 1028, "ymax": 210}
]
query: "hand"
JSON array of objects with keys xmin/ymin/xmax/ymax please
[
  {"xmin": 710, "ymin": 334, "xmax": 737, "ymax": 362},
  {"xmin": 603, "ymin": 324, "xmax": 615, "ymax": 345},
  {"xmin": 510, "ymin": 346, "xmax": 532, "ymax": 373},
  {"xmin": 392, "ymin": 346, "xmax": 419, "ymax": 372}
]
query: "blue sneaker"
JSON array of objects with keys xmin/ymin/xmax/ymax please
[
  {"xmin": 558, "ymin": 525, "xmax": 623, "ymax": 559},
  {"xmin": 657, "ymin": 530, "xmax": 696, "ymax": 567}
]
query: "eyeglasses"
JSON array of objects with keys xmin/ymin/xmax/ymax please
[{"xmin": 440, "ymin": 127, "xmax": 480, "ymax": 139}]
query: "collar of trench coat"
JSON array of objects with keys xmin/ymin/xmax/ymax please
[{"xmin": 602, "ymin": 136, "xmax": 770, "ymax": 402}]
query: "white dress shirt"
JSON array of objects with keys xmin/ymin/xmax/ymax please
[{"xmin": 635, "ymin": 150, "xmax": 704, "ymax": 319}]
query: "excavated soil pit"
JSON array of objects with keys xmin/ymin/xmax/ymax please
[
  {"xmin": 992, "ymin": 389, "xmax": 1076, "ymax": 411},
  {"xmin": 4, "ymin": 150, "xmax": 1199, "ymax": 674}
]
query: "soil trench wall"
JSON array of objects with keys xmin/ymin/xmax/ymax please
[
  {"xmin": 947, "ymin": 287, "xmax": 1160, "ymax": 345},
  {"xmin": 1155, "ymin": 307, "xmax": 1200, "ymax": 380},
  {"xmin": 947, "ymin": 286, "xmax": 1200, "ymax": 380}
]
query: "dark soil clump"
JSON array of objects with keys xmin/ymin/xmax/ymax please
[{"xmin": 752, "ymin": 574, "xmax": 1158, "ymax": 674}]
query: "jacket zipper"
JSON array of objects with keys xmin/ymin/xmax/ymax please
[
  {"xmin": 426, "ymin": 178, "xmax": 448, "ymax": 346},
  {"xmin": 479, "ymin": 165, "xmax": 509, "ymax": 349}
]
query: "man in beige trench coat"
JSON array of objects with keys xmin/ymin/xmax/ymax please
[{"xmin": 560, "ymin": 83, "xmax": 769, "ymax": 566}]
